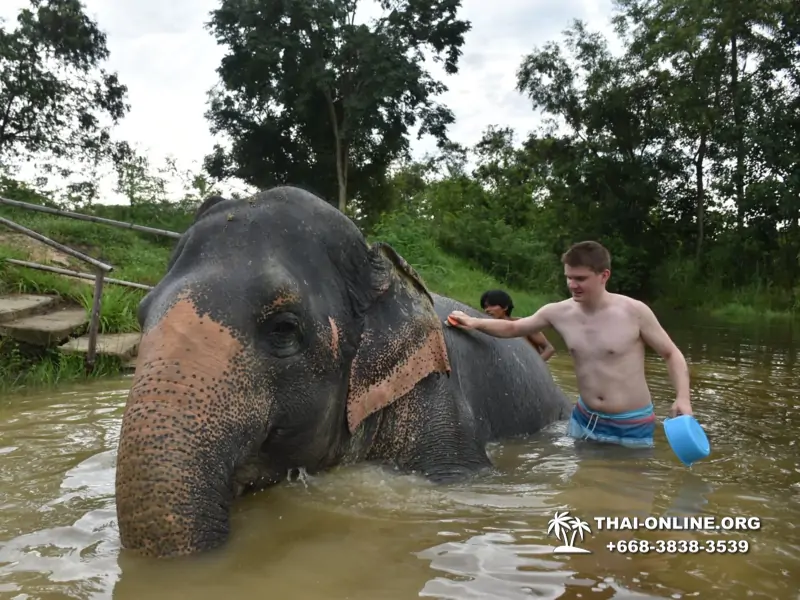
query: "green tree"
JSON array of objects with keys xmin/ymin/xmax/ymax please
[
  {"xmin": 0, "ymin": 0, "xmax": 129, "ymax": 174},
  {"xmin": 612, "ymin": 0, "xmax": 729, "ymax": 261},
  {"xmin": 613, "ymin": 0, "xmax": 800, "ymax": 288},
  {"xmin": 113, "ymin": 146, "xmax": 168, "ymax": 206},
  {"xmin": 203, "ymin": 0, "xmax": 471, "ymax": 214},
  {"xmin": 514, "ymin": 20, "xmax": 677, "ymax": 296}
]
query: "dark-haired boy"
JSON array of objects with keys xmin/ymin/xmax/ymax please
[{"xmin": 479, "ymin": 289, "xmax": 555, "ymax": 362}]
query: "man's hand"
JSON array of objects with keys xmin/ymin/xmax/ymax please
[
  {"xmin": 447, "ymin": 310, "xmax": 475, "ymax": 329},
  {"xmin": 670, "ymin": 397, "xmax": 693, "ymax": 418}
]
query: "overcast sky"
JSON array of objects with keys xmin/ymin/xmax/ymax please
[{"xmin": 2, "ymin": 0, "xmax": 621, "ymax": 203}]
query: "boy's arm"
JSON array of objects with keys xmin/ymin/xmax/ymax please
[
  {"xmin": 512, "ymin": 317, "xmax": 556, "ymax": 360},
  {"xmin": 448, "ymin": 303, "xmax": 556, "ymax": 338},
  {"xmin": 530, "ymin": 332, "xmax": 555, "ymax": 361}
]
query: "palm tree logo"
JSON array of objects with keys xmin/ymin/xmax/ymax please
[{"xmin": 547, "ymin": 510, "xmax": 593, "ymax": 554}]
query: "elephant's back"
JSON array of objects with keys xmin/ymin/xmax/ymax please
[
  {"xmin": 430, "ymin": 293, "xmax": 489, "ymax": 325},
  {"xmin": 431, "ymin": 293, "xmax": 572, "ymax": 438}
]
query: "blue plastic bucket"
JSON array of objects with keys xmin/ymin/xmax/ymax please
[{"xmin": 663, "ymin": 415, "xmax": 711, "ymax": 466}]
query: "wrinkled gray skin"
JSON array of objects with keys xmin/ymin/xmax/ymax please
[{"xmin": 115, "ymin": 186, "xmax": 572, "ymax": 559}]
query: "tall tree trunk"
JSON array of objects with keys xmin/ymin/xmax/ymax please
[
  {"xmin": 730, "ymin": 33, "xmax": 746, "ymax": 230},
  {"xmin": 340, "ymin": 141, "xmax": 348, "ymax": 214},
  {"xmin": 695, "ymin": 130, "xmax": 707, "ymax": 261},
  {"xmin": 325, "ymin": 91, "xmax": 348, "ymax": 213}
]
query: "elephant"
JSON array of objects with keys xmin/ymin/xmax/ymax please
[{"xmin": 114, "ymin": 186, "xmax": 572, "ymax": 559}]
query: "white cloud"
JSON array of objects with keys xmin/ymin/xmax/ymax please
[{"xmin": 1, "ymin": 0, "xmax": 621, "ymax": 204}]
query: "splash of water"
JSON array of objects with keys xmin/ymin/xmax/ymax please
[{"xmin": 286, "ymin": 466, "xmax": 311, "ymax": 489}]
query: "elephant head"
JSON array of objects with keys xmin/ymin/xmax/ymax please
[{"xmin": 114, "ymin": 187, "xmax": 451, "ymax": 558}]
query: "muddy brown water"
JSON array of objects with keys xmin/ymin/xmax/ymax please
[{"xmin": 1, "ymin": 313, "xmax": 798, "ymax": 599}]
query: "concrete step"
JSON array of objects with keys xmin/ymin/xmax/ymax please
[
  {"xmin": 59, "ymin": 332, "xmax": 142, "ymax": 361},
  {"xmin": 0, "ymin": 306, "xmax": 89, "ymax": 346},
  {"xmin": 0, "ymin": 294, "xmax": 59, "ymax": 324}
]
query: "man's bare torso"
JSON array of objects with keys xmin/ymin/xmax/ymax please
[{"xmin": 548, "ymin": 293, "xmax": 651, "ymax": 414}]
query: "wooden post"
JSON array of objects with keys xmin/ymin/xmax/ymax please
[{"xmin": 85, "ymin": 268, "xmax": 105, "ymax": 373}]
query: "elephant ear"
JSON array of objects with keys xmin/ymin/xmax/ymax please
[
  {"xmin": 346, "ymin": 242, "xmax": 451, "ymax": 434},
  {"xmin": 165, "ymin": 195, "xmax": 229, "ymax": 272}
]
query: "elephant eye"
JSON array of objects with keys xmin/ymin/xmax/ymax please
[
  {"xmin": 264, "ymin": 312, "xmax": 303, "ymax": 357},
  {"xmin": 272, "ymin": 320, "xmax": 296, "ymax": 334}
]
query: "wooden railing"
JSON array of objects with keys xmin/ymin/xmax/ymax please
[{"xmin": 0, "ymin": 196, "xmax": 181, "ymax": 372}]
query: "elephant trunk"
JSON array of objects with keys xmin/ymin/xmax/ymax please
[
  {"xmin": 115, "ymin": 297, "xmax": 267, "ymax": 558},
  {"xmin": 115, "ymin": 383, "xmax": 234, "ymax": 557}
]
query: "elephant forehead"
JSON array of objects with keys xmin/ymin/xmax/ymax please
[{"xmin": 147, "ymin": 248, "xmax": 350, "ymax": 339}]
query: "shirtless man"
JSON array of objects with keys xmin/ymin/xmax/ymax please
[
  {"xmin": 480, "ymin": 289, "xmax": 555, "ymax": 362},
  {"xmin": 448, "ymin": 241, "xmax": 693, "ymax": 448}
]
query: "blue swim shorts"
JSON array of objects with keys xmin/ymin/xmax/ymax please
[{"xmin": 566, "ymin": 396, "xmax": 656, "ymax": 448}]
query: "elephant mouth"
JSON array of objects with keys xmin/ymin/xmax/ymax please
[{"xmin": 230, "ymin": 437, "xmax": 289, "ymax": 497}]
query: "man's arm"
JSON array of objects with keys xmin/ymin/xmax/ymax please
[
  {"xmin": 637, "ymin": 302, "xmax": 692, "ymax": 414},
  {"xmin": 448, "ymin": 303, "xmax": 556, "ymax": 338}
]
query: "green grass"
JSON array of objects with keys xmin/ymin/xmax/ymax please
[
  {"xmin": 707, "ymin": 302, "xmax": 796, "ymax": 322},
  {"xmin": 650, "ymin": 254, "xmax": 799, "ymax": 320},
  {"xmin": 0, "ymin": 259, "xmax": 146, "ymax": 333},
  {"xmin": 0, "ymin": 337, "xmax": 124, "ymax": 394},
  {"xmin": 0, "ymin": 213, "xmax": 176, "ymax": 286},
  {"xmin": 651, "ymin": 287, "xmax": 799, "ymax": 322}
]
